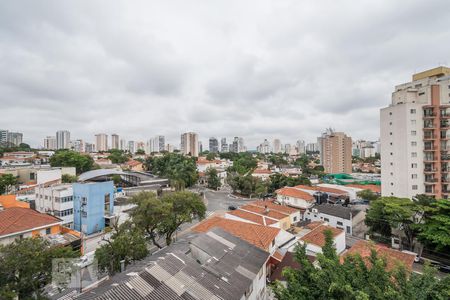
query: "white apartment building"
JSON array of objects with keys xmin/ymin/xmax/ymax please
[
  {"xmin": 111, "ymin": 134, "xmax": 119, "ymax": 150},
  {"xmin": 43, "ymin": 136, "xmax": 57, "ymax": 150},
  {"xmin": 273, "ymin": 139, "xmax": 282, "ymax": 153},
  {"xmin": 95, "ymin": 133, "xmax": 108, "ymax": 152},
  {"xmin": 35, "ymin": 184, "xmax": 74, "ymax": 228},
  {"xmin": 56, "ymin": 130, "xmax": 70, "ymax": 150},
  {"xmin": 381, "ymin": 67, "xmax": 450, "ymax": 199}
]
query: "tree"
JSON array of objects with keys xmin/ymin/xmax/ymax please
[
  {"xmin": 145, "ymin": 153, "xmax": 198, "ymax": 190},
  {"xmin": 357, "ymin": 189, "xmax": 379, "ymax": 202},
  {"xmin": 226, "ymin": 153, "xmax": 257, "ymax": 175},
  {"xmin": 129, "ymin": 192, "xmax": 170, "ymax": 249},
  {"xmin": 49, "ymin": 150, "xmax": 94, "ymax": 174},
  {"xmin": 273, "ymin": 229, "xmax": 450, "ymax": 300},
  {"xmin": 206, "ymin": 168, "xmax": 221, "ymax": 190},
  {"xmin": 135, "ymin": 149, "xmax": 145, "ymax": 155},
  {"xmin": 0, "ymin": 237, "xmax": 78, "ymax": 299},
  {"xmin": 159, "ymin": 191, "xmax": 206, "ymax": 246},
  {"xmin": 61, "ymin": 174, "xmax": 78, "ymax": 183},
  {"xmin": 107, "ymin": 149, "xmax": 130, "ymax": 164},
  {"xmin": 95, "ymin": 221, "xmax": 148, "ymax": 275},
  {"xmin": 111, "ymin": 174, "xmax": 122, "ymax": 186},
  {"xmin": 130, "ymin": 191, "xmax": 206, "ymax": 248},
  {"xmin": 0, "ymin": 174, "xmax": 17, "ymax": 195},
  {"xmin": 206, "ymin": 152, "xmax": 216, "ymax": 161},
  {"xmin": 365, "ymin": 197, "xmax": 419, "ymax": 250},
  {"xmin": 417, "ymin": 199, "xmax": 450, "ymax": 252},
  {"xmin": 267, "ymin": 173, "xmax": 311, "ymax": 193}
]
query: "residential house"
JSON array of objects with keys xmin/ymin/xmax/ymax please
[
  {"xmin": 225, "ymin": 203, "xmax": 293, "ymax": 230},
  {"xmin": 298, "ymin": 222, "xmax": 346, "ymax": 256},
  {"xmin": 251, "ymin": 169, "xmax": 273, "ymax": 181},
  {"xmin": 0, "ymin": 195, "xmax": 30, "ymax": 209},
  {"xmin": 275, "ymin": 187, "xmax": 315, "ymax": 211},
  {"xmin": 124, "ymin": 159, "xmax": 144, "ymax": 172},
  {"xmin": 304, "ymin": 203, "xmax": 365, "ymax": 235}
]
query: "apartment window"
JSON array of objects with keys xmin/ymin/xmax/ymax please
[
  {"xmin": 46, "ymin": 228, "xmax": 51, "ymax": 235},
  {"xmin": 390, "ymin": 172, "xmax": 393, "ymax": 175},
  {"xmin": 324, "ymin": 218, "xmax": 330, "ymax": 222},
  {"xmin": 390, "ymin": 132, "xmax": 393, "ymax": 135},
  {"xmin": 412, "ymin": 185, "xmax": 418, "ymax": 190},
  {"xmin": 389, "ymin": 122, "xmax": 392, "ymax": 125},
  {"xmin": 346, "ymin": 226, "xmax": 351, "ymax": 234},
  {"xmin": 412, "ymin": 174, "xmax": 418, "ymax": 179},
  {"xmin": 293, "ymin": 216, "xmax": 297, "ymax": 222},
  {"xmin": 411, "ymin": 163, "xmax": 418, "ymax": 168},
  {"xmin": 390, "ymin": 112, "xmax": 393, "ymax": 115},
  {"xmin": 411, "ymin": 120, "xmax": 416, "ymax": 125},
  {"xmin": 419, "ymin": 92, "xmax": 425, "ymax": 96},
  {"xmin": 411, "ymin": 131, "xmax": 417, "ymax": 136},
  {"xmin": 390, "ymin": 142, "xmax": 393, "ymax": 145},
  {"xmin": 412, "ymin": 152, "xmax": 417, "ymax": 158},
  {"xmin": 391, "ymin": 182, "xmax": 394, "ymax": 186},
  {"xmin": 410, "ymin": 109, "xmax": 416, "ymax": 114},
  {"xmin": 337, "ymin": 221, "xmax": 343, "ymax": 226},
  {"xmin": 411, "ymin": 141, "xmax": 417, "ymax": 146},
  {"xmin": 390, "ymin": 162, "xmax": 393, "ymax": 166}
]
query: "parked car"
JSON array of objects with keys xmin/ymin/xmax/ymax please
[{"xmin": 228, "ymin": 205, "xmax": 237, "ymax": 211}]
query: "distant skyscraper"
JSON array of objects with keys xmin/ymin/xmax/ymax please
[
  {"xmin": 238, "ymin": 137, "xmax": 246, "ymax": 152},
  {"xmin": 73, "ymin": 139, "xmax": 85, "ymax": 153},
  {"xmin": 111, "ymin": 134, "xmax": 119, "ymax": 150},
  {"xmin": 198, "ymin": 141, "xmax": 203, "ymax": 154},
  {"xmin": 119, "ymin": 139, "xmax": 127, "ymax": 151},
  {"xmin": 306, "ymin": 143, "xmax": 318, "ymax": 152},
  {"xmin": 180, "ymin": 132, "xmax": 199, "ymax": 157},
  {"xmin": 257, "ymin": 139, "xmax": 271, "ymax": 154},
  {"xmin": 284, "ymin": 143, "xmax": 292, "ymax": 154},
  {"xmin": 273, "ymin": 139, "xmax": 282, "ymax": 153},
  {"xmin": 220, "ymin": 138, "xmax": 228, "ymax": 152},
  {"xmin": 128, "ymin": 141, "xmax": 135, "ymax": 154},
  {"xmin": 296, "ymin": 140, "xmax": 306, "ymax": 154},
  {"xmin": 85, "ymin": 142, "xmax": 95, "ymax": 153},
  {"xmin": 43, "ymin": 136, "xmax": 57, "ymax": 150},
  {"xmin": 0, "ymin": 130, "xmax": 9, "ymax": 145},
  {"xmin": 318, "ymin": 129, "xmax": 352, "ymax": 174},
  {"xmin": 7, "ymin": 132, "xmax": 23, "ymax": 146},
  {"xmin": 149, "ymin": 135, "xmax": 165, "ymax": 153},
  {"xmin": 56, "ymin": 130, "xmax": 70, "ymax": 150},
  {"xmin": 209, "ymin": 137, "xmax": 219, "ymax": 153},
  {"xmin": 95, "ymin": 133, "xmax": 108, "ymax": 152}
]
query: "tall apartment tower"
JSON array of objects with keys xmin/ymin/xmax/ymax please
[
  {"xmin": 381, "ymin": 67, "xmax": 450, "ymax": 199},
  {"xmin": 180, "ymin": 132, "xmax": 199, "ymax": 157},
  {"xmin": 56, "ymin": 130, "xmax": 70, "ymax": 150},
  {"xmin": 44, "ymin": 136, "xmax": 57, "ymax": 150},
  {"xmin": 0, "ymin": 129, "xmax": 8, "ymax": 144},
  {"xmin": 149, "ymin": 135, "xmax": 165, "ymax": 153},
  {"xmin": 220, "ymin": 138, "xmax": 228, "ymax": 153},
  {"xmin": 318, "ymin": 129, "xmax": 352, "ymax": 174},
  {"xmin": 95, "ymin": 133, "xmax": 108, "ymax": 152},
  {"xmin": 273, "ymin": 139, "xmax": 282, "ymax": 153},
  {"xmin": 7, "ymin": 132, "xmax": 23, "ymax": 146},
  {"xmin": 209, "ymin": 137, "xmax": 219, "ymax": 153},
  {"xmin": 111, "ymin": 134, "xmax": 119, "ymax": 150}
]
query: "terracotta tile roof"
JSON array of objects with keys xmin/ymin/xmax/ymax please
[
  {"xmin": 126, "ymin": 160, "xmax": 142, "ymax": 167},
  {"xmin": 240, "ymin": 204, "xmax": 289, "ymax": 220},
  {"xmin": 276, "ymin": 187, "xmax": 315, "ymax": 202},
  {"xmin": 252, "ymin": 169, "xmax": 273, "ymax": 174},
  {"xmin": 227, "ymin": 209, "xmax": 278, "ymax": 226},
  {"xmin": 192, "ymin": 216, "xmax": 280, "ymax": 250},
  {"xmin": 196, "ymin": 158, "xmax": 221, "ymax": 165},
  {"xmin": 300, "ymin": 224, "xmax": 343, "ymax": 247},
  {"xmin": 295, "ymin": 185, "xmax": 348, "ymax": 195},
  {"xmin": 346, "ymin": 184, "xmax": 381, "ymax": 193},
  {"xmin": 0, "ymin": 195, "xmax": 30, "ymax": 208},
  {"xmin": 270, "ymin": 252, "xmax": 316, "ymax": 282},
  {"xmin": 272, "ymin": 249, "xmax": 284, "ymax": 262},
  {"xmin": 306, "ymin": 221, "xmax": 325, "ymax": 230},
  {"xmin": 343, "ymin": 240, "xmax": 415, "ymax": 271},
  {"xmin": 251, "ymin": 200, "xmax": 299, "ymax": 215},
  {"xmin": 0, "ymin": 207, "xmax": 61, "ymax": 236}
]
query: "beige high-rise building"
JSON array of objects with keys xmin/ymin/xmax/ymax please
[
  {"xmin": 318, "ymin": 129, "xmax": 352, "ymax": 174},
  {"xmin": 43, "ymin": 136, "xmax": 57, "ymax": 150},
  {"xmin": 381, "ymin": 66, "xmax": 450, "ymax": 199},
  {"xmin": 111, "ymin": 134, "xmax": 119, "ymax": 150},
  {"xmin": 95, "ymin": 133, "xmax": 108, "ymax": 152},
  {"xmin": 180, "ymin": 132, "xmax": 199, "ymax": 157}
]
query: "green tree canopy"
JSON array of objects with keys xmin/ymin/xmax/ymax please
[
  {"xmin": 356, "ymin": 189, "xmax": 379, "ymax": 202},
  {"xmin": 0, "ymin": 174, "xmax": 17, "ymax": 195},
  {"xmin": 417, "ymin": 198, "xmax": 450, "ymax": 252},
  {"xmin": 206, "ymin": 168, "xmax": 221, "ymax": 190},
  {"xmin": 95, "ymin": 221, "xmax": 148, "ymax": 275},
  {"xmin": 49, "ymin": 150, "xmax": 94, "ymax": 174},
  {"xmin": 273, "ymin": 230, "xmax": 450, "ymax": 300},
  {"xmin": 0, "ymin": 237, "xmax": 78, "ymax": 299},
  {"xmin": 227, "ymin": 153, "xmax": 258, "ymax": 175},
  {"xmin": 267, "ymin": 173, "xmax": 311, "ymax": 193},
  {"xmin": 145, "ymin": 153, "xmax": 198, "ymax": 190},
  {"xmin": 61, "ymin": 174, "xmax": 78, "ymax": 183},
  {"xmin": 107, "ymin": 149, "xmax": 130, "ymax": 164}
]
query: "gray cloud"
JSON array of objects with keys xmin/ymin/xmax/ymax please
[{"xmin": 1, "ymin": 0, "xmax": 450, "ymax": 149}]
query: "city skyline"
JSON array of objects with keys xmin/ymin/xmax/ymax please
[{"xmin": 1, "ymin": 1, "xmax": 449, "ymax": 148}]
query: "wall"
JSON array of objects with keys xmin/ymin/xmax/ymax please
[{"xmin": 277, "ymin": 195, "xmax": 314, "ymax": 209}]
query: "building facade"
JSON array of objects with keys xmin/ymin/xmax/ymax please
[
  {"xmin": 209, "ymin": 137, "xmax": 219, "ymax": 153},
  {"xmin": 56, "ymin": 130, "xmax": 70, "ymax": 150},
  {"xmin": 95, "ymin": 133, "xmax": 108, "ymax": 152},
  {"xmin": 73, "ymin": 181, "xmax": 114, "ymax": 235},
  {"xmin": 35, "ymin": 184, "xmax": 74, "ymax": 228},
  {"xmin": 7, "ymin": 132, "xmax": 23, "ymax": 146},
  {"xmin": 180, "ymin": 132, "xmax": 199, "ymax": 157},
  {"xmin": 111, "ymin": 134, "xmax": 119, "ymax": 150},
  {"xmin": 318, "ymin": 129, "xmax": 352, "ymax": 174},
  {"xmin": 381, "ymin": 66, "xmax": 450, "ymax": 198},
  {"xmin": 43, "ymin": 136, "xmax": 57, "ymax": 150}
]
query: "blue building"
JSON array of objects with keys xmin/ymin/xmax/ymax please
[{"xmin": 73, "ymin": 181, "xmax": 114, "ymax": 235}]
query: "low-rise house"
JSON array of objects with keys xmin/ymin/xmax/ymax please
[
  {"xmin": 251, "ymin": 169, "xmax": 273, "ymax": 181},
  {"xmin": 250, "ymin": 200, "xmax": 301, "ymax": 225},
  {"xmin": 196, "ymin": 157, "xmax": 231, "ymax": 172},
  {"xmin": 76, "ymin": 228, "xmax": 270, "ymax": 300},
  {"xmin": 298, "ymin": 222, "xmax": 346, "ymax": 256},
  {"xmin": 123, "ymin": 159, "xmax": 144, "ymax": 171},
  {"xmin": 294, "ymin": 184, "xmax": 350, "ymax": 203},
  {"xmin": 0, "ymin": 207, "xmax": 62, "ymax": 245},
  {"xmin": 275, "ymin": 187, "xmax": 315, "ymax": 210},
  {"xmin": 225, "ymin": 208, "xmax": 280, "ymax": 228},
  {"xmin": 304, "ymin": 204, "xmax": 365, "ymax": 235},
  {"xmin": 342, "ymin": 240, "xmax": 415, "ymax": 271}
]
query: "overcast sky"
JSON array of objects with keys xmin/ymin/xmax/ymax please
[{"xmin": 1, "ymin": 0, "xmax": 450, "ymax": 149}]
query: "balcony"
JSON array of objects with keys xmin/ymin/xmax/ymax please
[
  {"xmin": 424, "ymin": 168, "xmax": 437, "ymax": 173},
  {"xmin": 425, "ymin": 177, "xmax": 438, "ymax": 184},
  {"xmin": 424, "ymin": 134, "xmax": 437, "ymax": 140},
  {"xmin": 441, "ymin": 112, "xmax": 450, "ymax": 118}
]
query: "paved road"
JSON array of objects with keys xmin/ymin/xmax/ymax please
[{"xmin": 202, "ymin": 187, "xmax": 255, "ymax": 213}]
